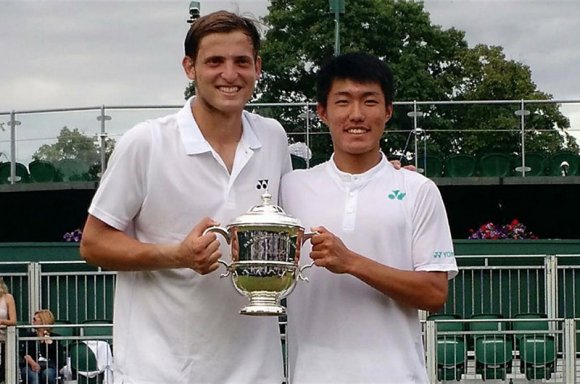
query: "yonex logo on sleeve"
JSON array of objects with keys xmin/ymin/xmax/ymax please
[
  {"xmin": 388, "ymin": 190, "xmax": 406, "ymax": 200},
  {"xmin": 433, "ymin": 251, "xmax": 455, "ymax": 258}
]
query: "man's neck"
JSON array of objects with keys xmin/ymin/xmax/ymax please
[
  {"xmin": 191, "ymin": 98, "xmax": 243, "ymax": 144},
  {"xmin": 191, "ymin": 99, "xmax": 243, "ymax": 173},
  {"xmin": 333, "ymin": 151, "xmax": 382, "ymax": 175}
]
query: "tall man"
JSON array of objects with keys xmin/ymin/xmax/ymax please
[
  {"xmin": 80, "ymin": 11, "xmax": 289, "ymax": 383},
  {"xmin": 281, "ymin": 52, "xmax": 458, "ymax": 383}
]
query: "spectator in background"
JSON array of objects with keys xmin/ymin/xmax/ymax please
[
  {"xmin": 0, "ymin": 277, "xmax": 17, "ymax": 382},
  {"xmin": 20, "ymin": 309, "xmax": 64, "ymax": 384}
]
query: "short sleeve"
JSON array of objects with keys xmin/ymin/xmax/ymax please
[
  {"xmin": 411, "ymin": 180, "xmax": 457, "ymax": 279},
  {"xmin": 88, "ymin": 124, "xmax": 151, "ymax": 231}
]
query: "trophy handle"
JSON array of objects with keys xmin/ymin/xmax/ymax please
[
  {"xmin": 297, "ymin": 231, "xmax": 317, "ymax": 281},
  {"xmin": 204, "ymin": 226, "xmax": 231, "ymax": 243},
  {"xmin": 302, "ymin": 231, "xmax": 316, "ymax": 243},
  {"xmin": 203, "ymin": 226, "xmax": 232, "ymax": 277},
  {"xmin": 298, "ymin": 261, "xmax": 315, "ymax": 282},
  {"xmin": 218, "ymin": 259, "xmax": 231, "ymax": 278}
]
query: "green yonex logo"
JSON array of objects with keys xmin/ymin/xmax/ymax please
[
  {"xmin": 388, "ymin": 190, "xmax": 406, "ymax": 200},
  {"xmin": 433, "ymin": 251, "xmax": 455, "ymax": 258}
]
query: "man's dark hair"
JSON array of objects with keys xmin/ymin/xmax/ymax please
[
  {"xmin": 316, "ymin": 52, "xmax": 395, "ymax": 108},
  {"xmin": 184, "ymin": 11, "xmax": 261, "ymax": 62}
]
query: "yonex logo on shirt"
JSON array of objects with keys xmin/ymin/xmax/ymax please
[
  {"xmin": 388, "ymin": 189, "xmax": 406, "ymax": 200},
  {"xmin": 433, "ymin": 251, "xmax": 455, "ymax": 258},
  {"xmin": 256, "ymin": 179, "xmax": 269, "ymax": 190}
]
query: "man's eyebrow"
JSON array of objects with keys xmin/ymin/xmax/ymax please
[
  {"xmin": 203, "ymin": 54, "xmax": 253, "ymax": 61},
  {"xmin": 332, "ymin": 90, "xmax": 382, "ymax": 97}
]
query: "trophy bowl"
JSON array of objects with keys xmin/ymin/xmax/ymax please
[{"xmin": 205, "ymin": 192, "xmax": 312, "ymax": 316}]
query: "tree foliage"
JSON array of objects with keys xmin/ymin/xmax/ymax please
[
  {"xmin": 255, "ymin": 0, "xmax": 577, "ymax": 159},
  {"xmin": 33, "ymin": 127, "xmax": 115, "ymax": 177}
]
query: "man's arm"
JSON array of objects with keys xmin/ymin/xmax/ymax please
[
  {"xmin": 309, "ymin": 226, "xmax": 448, "ymax": 313},
  {"xmin": 80, "ymin": 214, "xmax": 222, "ymax": 274},
  {"xmin": 0, "ymin": 293, "xmax": 17, "ymax": 326}
]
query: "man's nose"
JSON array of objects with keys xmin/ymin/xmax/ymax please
[
  {"xmin": 221, "ymin": 62, "xmax": 239, "ymax": 82},
  {"xmin": 349, "ymin": 102, "xmax": 365, "ymax": 121}
]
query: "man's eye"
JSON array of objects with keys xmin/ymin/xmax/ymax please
[
  {"xmin": 206, "ymin": 58, "xmax": 222, "ymax": 65},
  {"xmin": 236, "ymin": 58, "xmax": 252, "ymax": 66}
]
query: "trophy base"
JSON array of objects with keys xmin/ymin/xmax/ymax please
[
  {"xmin": 240, "ymin": 304, "xmax": 286, "ymax": 316},
  {"xmin": 240, "ymin": 292, "xmax": 286, "ymax": 316}
]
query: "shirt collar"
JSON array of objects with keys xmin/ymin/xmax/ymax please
[
  {"xmin": 177, "ymin": 97, "xmax": 262, "ymax": 155},
  {"xmin": 327, "ymin": 152, "xmax": 391, "ymax": 185}
]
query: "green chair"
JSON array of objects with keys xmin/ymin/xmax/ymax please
[
  {"xmin": 468, "ymin": 313, "xmax": 507, "ymax": 349},
  {"xmin": 469, "ymin": 314, "xmax": 513, "ymax": 380},
  {"xmin": 518, "ymin": 334, "xmax": 556, "ymax": 380},
  {"xmin": 479, "ymin": 153, "xmax": 512, "ymax": 177},
  {"xmin": 547, "ymin": 151, "xmax": 579, "ymax": 176},
  {"xmin": 81, "ymin": 319, "xmax": 113, "ymax": 340},
  {"xmin": 69, "ymin": 341, "xmax": 104, "ymax": 384},
  {"xmin": 0, "ymin": 161, "xmax": 30, "ymax": 183},
  {"xmin": 469, "ymin": 313, "xmax": 507, "ymax": 333},
  {"xmin": 428, "ymin": 313, "xmax": 464, "ymax": 333},
  {"xmin": 53, "ymin": 319, "xmax": 79, "ymax": 347},
  {"xmin": 443, "ymin": 154, "xmax": 477, "ymax": 177},
  {"xmin": 428, "ymin": 313, "xmax": 466, "ymax": 381},
  {"xmin": 55, "ymin": 158, "xmax": 91, "ymax": 181},
  {"xmin": 417, "ymin": 155, "xmax": 443, "ymax": 177},
  {"xmin": 28, "ymin": 159, "xmax": 58, "ymax": 182},
  {"xmin": 513, "ymin": 152, "xmax": 546, "ymax": 176},
  {"xmin": 512, "ymin": 312, "xmax": 548, "ymax": 347},
  {"xmin": 437, "ymin": 337, "xmax": 466, "ymax": 381},
  {"xmin": 474, "ymin": 336, "xmax": 514, "ymax": 380}
]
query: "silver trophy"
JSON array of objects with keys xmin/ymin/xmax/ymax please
[{"xmin": 206, "ymin": 191, "xmax": 313, "ymax": 316}]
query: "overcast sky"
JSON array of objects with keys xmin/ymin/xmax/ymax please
[{"xmin": 1, "ymin": 0, "xmax": 579, "ymax": 134}]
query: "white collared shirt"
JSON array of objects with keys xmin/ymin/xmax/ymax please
[
  {"xmin": 281, "ymin": 153, "xmax": 457, "ymax": 384},
  {"xmin": 89, "ymin": 97, "xmax": 291, "ymax": 384}
]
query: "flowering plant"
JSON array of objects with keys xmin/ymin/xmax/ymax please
[
  {"xmin": 63, "ymin": 228, "xmax": 83, "ymax": 242},
  {"xmin": 468, "ymin": 219, "xmax": 537, "ymax": 240}
]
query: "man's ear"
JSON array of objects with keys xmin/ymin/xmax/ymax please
[
  {"xmin": 255, "ymin": 56, "xmax": 262, "ymax": 81},
  {"xmin": 385, "ymin": 103, "xmax": 394, "ymax": 122},
  {"xmin": 182, "ymin": 56, "xmax": 196, "ymax": 80},
  {"xmin": 317, "ymin": 103, "xmax": 328, "ymax": 125}
]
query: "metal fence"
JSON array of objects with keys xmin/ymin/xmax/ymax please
[
  {"xmin": 4, "ymin": 254, "xmax": 580, "ymax": 383},
  {"xmin": 1, "ymin": 99, "xmax": 579, "ymax": 184}
]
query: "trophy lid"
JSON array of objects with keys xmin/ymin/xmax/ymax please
[{"xmin": 229, "ymin": 191, "xmax": 303, "ymax": 228}]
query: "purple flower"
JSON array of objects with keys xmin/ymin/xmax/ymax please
[
  {"xmin": 468, "ymin": 219, "xmax": 537, "ymax": 240},
  {"xmin": 63, "ymin": 228, "xmax": 83, "ymax": 242}
]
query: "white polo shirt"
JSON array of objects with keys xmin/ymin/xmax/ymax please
[
  {"xmin": 280, "ymin": 154, "xmax": 457, "ymax": 384},
  {"xmin": 89, "ymin": 98, "xmax": 291, "ymax": 384}
]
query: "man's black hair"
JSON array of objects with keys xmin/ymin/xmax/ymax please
[{"xmin": 316, "ymin": 52, "xmax": 395, "ymax": 108}]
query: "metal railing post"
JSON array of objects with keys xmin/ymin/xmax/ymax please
[
  {"xmin": 97, "ymin": 105, "xmax": 111, "ymax": 177},
  {"xmin": 407, "ymin": 102, "xmax": 424, "ymax": 170},
  {"xmin": 514, "ymin": 100, "xmax": 530, "ymax": 177},
  {"xmin": 565, "ymin": 318, "xmax": 576, "ymax": 383},
  {"xmin": 545, "ymin": 255, "xmax": 558, "ymax": 320},
  {"xmin": 521, "ymin": 99, "xmax": 526, "ymax": 176},
  {"xmin": 28, "ymin": 262, "xmax": 42, "ymax": 318},
  {"xmin": 8, "ymin": 111, "xmax": 21, "ymax": 184},
  {"xmin": 425, "ymin": 320, "xmax": 437, "ymax": 383},
  {"xmin": 4, "ymin": 325, "xmax": 18, "ymax": 383},
  {"xmin": 305, "ymin": 106, "xmax": 311, "ymax": 168}
]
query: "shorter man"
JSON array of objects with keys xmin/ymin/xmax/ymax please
[{"xmin": 281, "ymin": 52, "xmax": 458, "ymax": 383}]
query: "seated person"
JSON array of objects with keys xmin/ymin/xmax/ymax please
[
  {"xmin": 20, "ymin": 309, "xmax": 64, "ymax": 384},
  {"xmin": 1, "ymin": 277, "xmax": 18, "ymax": 382}
]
